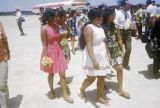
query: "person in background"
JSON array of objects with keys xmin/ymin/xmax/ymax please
[
  {"xmin": 150, "ymin": 12, "xmax": 160, "ymax": 78},
  {"xmin": 80, "ymin": 9, "xmax": 89, "ymax": 27},
  {"xmin": 146, "ymin": 0, "xmax": 157, "ymax": 17},
  {"xmin": 40, "ymin": 8, "xmax": 73, "ymax": 103},
  {"xmin": 78, "ymin": 8, "xmax": 111, "ymax": 105},
  {"xmin": 131, "ymin": 10, "xmax": 138, "ymax": 37},
  {"xmin": 114, "ymin": 0, "xmax": 132, "ymax": 70},
  {"xmin": 0, "ymin": 22, "xmax": 10, "ymax": 108},
  {"xmin": 76, "ymin": 10, "xmax": 83, "ymax": 36},
  {"xmin": 39, "ymin": 7, "xmax": 45, "ymax": 27},
  {"xmin": 68, "ymin": 10, "xmax": 78, "ymax": 55},
  {"xmin": 57, "ymin": 9, "xmax": 71, "ymax": 63},
  {"xmin": 16, "ymin": 8, "xmax": 25, "ymax": 36},
  {"xmin": 135, "ymin": 4, "xmax": 143, "ymax": 39},
  {"xmin": 102, "ymin": 7, "xmax": 130, "ymax": 98}
]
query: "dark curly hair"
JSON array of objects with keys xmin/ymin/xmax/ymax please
[
  {"xmin": 102, "ymin": 7, "xmax": 116, "ymax": 34},
  {"xmin": 57, "ymin": 9, "xmax": 66, "ymax": 17},
  {"xmin": 42, "ymin": 8, "xmax": 56, "ymax": 25}
]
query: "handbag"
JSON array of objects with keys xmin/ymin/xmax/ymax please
[
  {"xmin": 20, "ymin": 17, "xmax": 25, "ymax": 22},
  {"xmin": 145, "ymin": 42, "xmax": 154, "ymax": 59}
]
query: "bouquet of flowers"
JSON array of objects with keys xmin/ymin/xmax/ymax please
[{"xmin": 41, "ymin": 57, "xmax": 53, "ymax": 68}]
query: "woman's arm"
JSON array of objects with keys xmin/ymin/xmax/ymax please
[
  {"xmin": 116, "ymin": 28, "xmax": 124, "ymax": 56},
  {"xmin": 41, "ymin": 26, "xmax": 48, "ymax": 56},
  {"xmin": 84, "ymin": 26, "xmax": 99, "ymax": 69},
  {"xmin": 0, "ymin": 23, "xmax": 10, "ymax": 57}
]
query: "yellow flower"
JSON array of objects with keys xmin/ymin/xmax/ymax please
[{"xmin": 41, "ymin": 57, "xmax": 53, "ymax": 68}]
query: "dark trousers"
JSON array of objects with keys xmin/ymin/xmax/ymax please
[
  {"xmin": 17, "ymin": 21, "xmax": 24, "ymax": 34},
  {"xmin": 120, "ymin": 29, "xmax": 132, "ymax": 66},
  {"xmin": 153, "ymin": 50, "xmax": 160, "ymax": 75},
  {"xmin": 136, "ymin": 23, "xmax": 142, "ymax": 38}
]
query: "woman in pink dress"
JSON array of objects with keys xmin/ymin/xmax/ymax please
[{"xmin": 40, "ymin": 8, "xmax": 73, "ymax": 103}]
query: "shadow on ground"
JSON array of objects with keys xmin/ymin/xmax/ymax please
[
  {"xmin": 46, "ymin": 87, "xmax": 62, "ymax": 99},
  {"xmin": 9, "ymin": 95, "xmax": 23, "ymax": 108},
  {"xmin": 84, "ymin": 81, "xmax": 119, "ymax": 108},
  {"xmin": 46, "ymin": 76, "xmax": 74, "ymax": 99},
  {"xmin": 138, "ymin": 64, "xmax": 154, "ymax": 79},
  {"xmin": 57, "ymin": 76, "xmax": 74, "ymax": 85}
]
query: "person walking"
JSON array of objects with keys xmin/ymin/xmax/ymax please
[
  {"xmin": 68, "ymin": 10, "xmax": 78, "ymax": 55},
  {"xmin": 149, "ymin": 13, "xmax": 160, "ymax": 78},
  {"xmin": 102, "ymin": 7, "xmax": 130, "ymax": 98},
  {"xmin": 0, "ymin": 22, "xmax": 10, "ymax": 108},
  {"xmin": 16, "ymin": 8, "xmax": 25, "ymax": 36},
  {"xmin": 57, "ymin": 9, "xmax": 71, "ymax": 63},
  {"xmin": 40, "ymin": 8, "xmax": 73, "ymax": 103},
  {"xmin": 115, "ymin": 0, "xmax": 132, "ymax": 70},
  {"xmin": 78, "ymin": 8, "xmax": 111, "ymax": 105},
  {"xmin": 135, "ymin": 4, "xmax": 143, "ymax": 39}
]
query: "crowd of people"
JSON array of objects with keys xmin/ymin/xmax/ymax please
[{"xmin": 0, "ymin": 0, "xmax": 160, "ymax": 107}]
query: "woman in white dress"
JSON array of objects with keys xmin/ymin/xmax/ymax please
[{"xmin": 78, "ymin": 8, "xmax": 111, "ymax": 105}]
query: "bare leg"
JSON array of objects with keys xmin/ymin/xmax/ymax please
[
  {"xmin": 17, "ymin": 21, "xmax": 24, "ymax": 35},
  {"xmin": 80, "ymin": 76, "xmax": 96, "ymax": 98},
  {"xmin": 48, "ymin": 73, "xmax": 56, "ymax": 97},
  {"xmin": 97, "ymin": 76, "xmax": 108, "ymax": 105},
  {"xmin": 59, "ymin": 72, "xmax": 73, "ymax": 103},
  {"xmin": 116, "ymin": 64, "xmax": 130, "ymax": 98},
  {"xmin": 71, "ymin": 36, "xmax": 75, "ymax": 54}
]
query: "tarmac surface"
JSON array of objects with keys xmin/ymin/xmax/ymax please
[{"xmin": 0, "ymin": 16, "xmax": 160, "ymax": 108}]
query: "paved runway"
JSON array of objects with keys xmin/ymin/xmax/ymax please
[{"xmin": 0, "ymin": 16, "xmax": 160, "ymax": 108}]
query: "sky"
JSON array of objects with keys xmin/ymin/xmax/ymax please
[{"xmin": 0, "ymin": 0, "xmax": 160, "ymax": 12}]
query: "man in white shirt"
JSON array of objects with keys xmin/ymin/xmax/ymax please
[
  {"xmin": 146, "ymin": 0, "xmax": 157, "ymax": 17},
  {"xmin": 16, "ymin": 8, "xmax": 25, "ymax": 36},
  {"xmin": 114, "ymin": 0, "xmax": 132, "ymax": 70}
]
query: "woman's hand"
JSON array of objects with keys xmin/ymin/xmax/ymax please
[
  {"xmin": 108, "ymin": 56, "xmax": 112, "ymax": 65},
  {"xmin": 5, "ymin": 54, "xmax": 10, "ymax": 61},
  {"xmin": 93, "ymin": 60, "xmax": 100, "ymax": 70}
]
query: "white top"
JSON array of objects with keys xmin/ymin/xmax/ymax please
[
  {"xmin": 115, "ymin": 8, "xmax": 120, "ymax": 16},
  {"xmin": 82, "ymin": 24, "xmax": 111, "ymax": 76},
  {"xmin": 146, "ymin": 4, "xmax": 157, "ymax": 17},
  {"xmin": 114, "ymin": 9, "xmax": 132, "ymax": 30},
  {"xmin": 16, "ymin": 11, "xmax": 22, "ymax": 20}
]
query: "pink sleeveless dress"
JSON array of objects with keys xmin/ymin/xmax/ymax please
[{"xmin": 40, "ymin": 24, "xmax": 68, "ymax": 73}]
